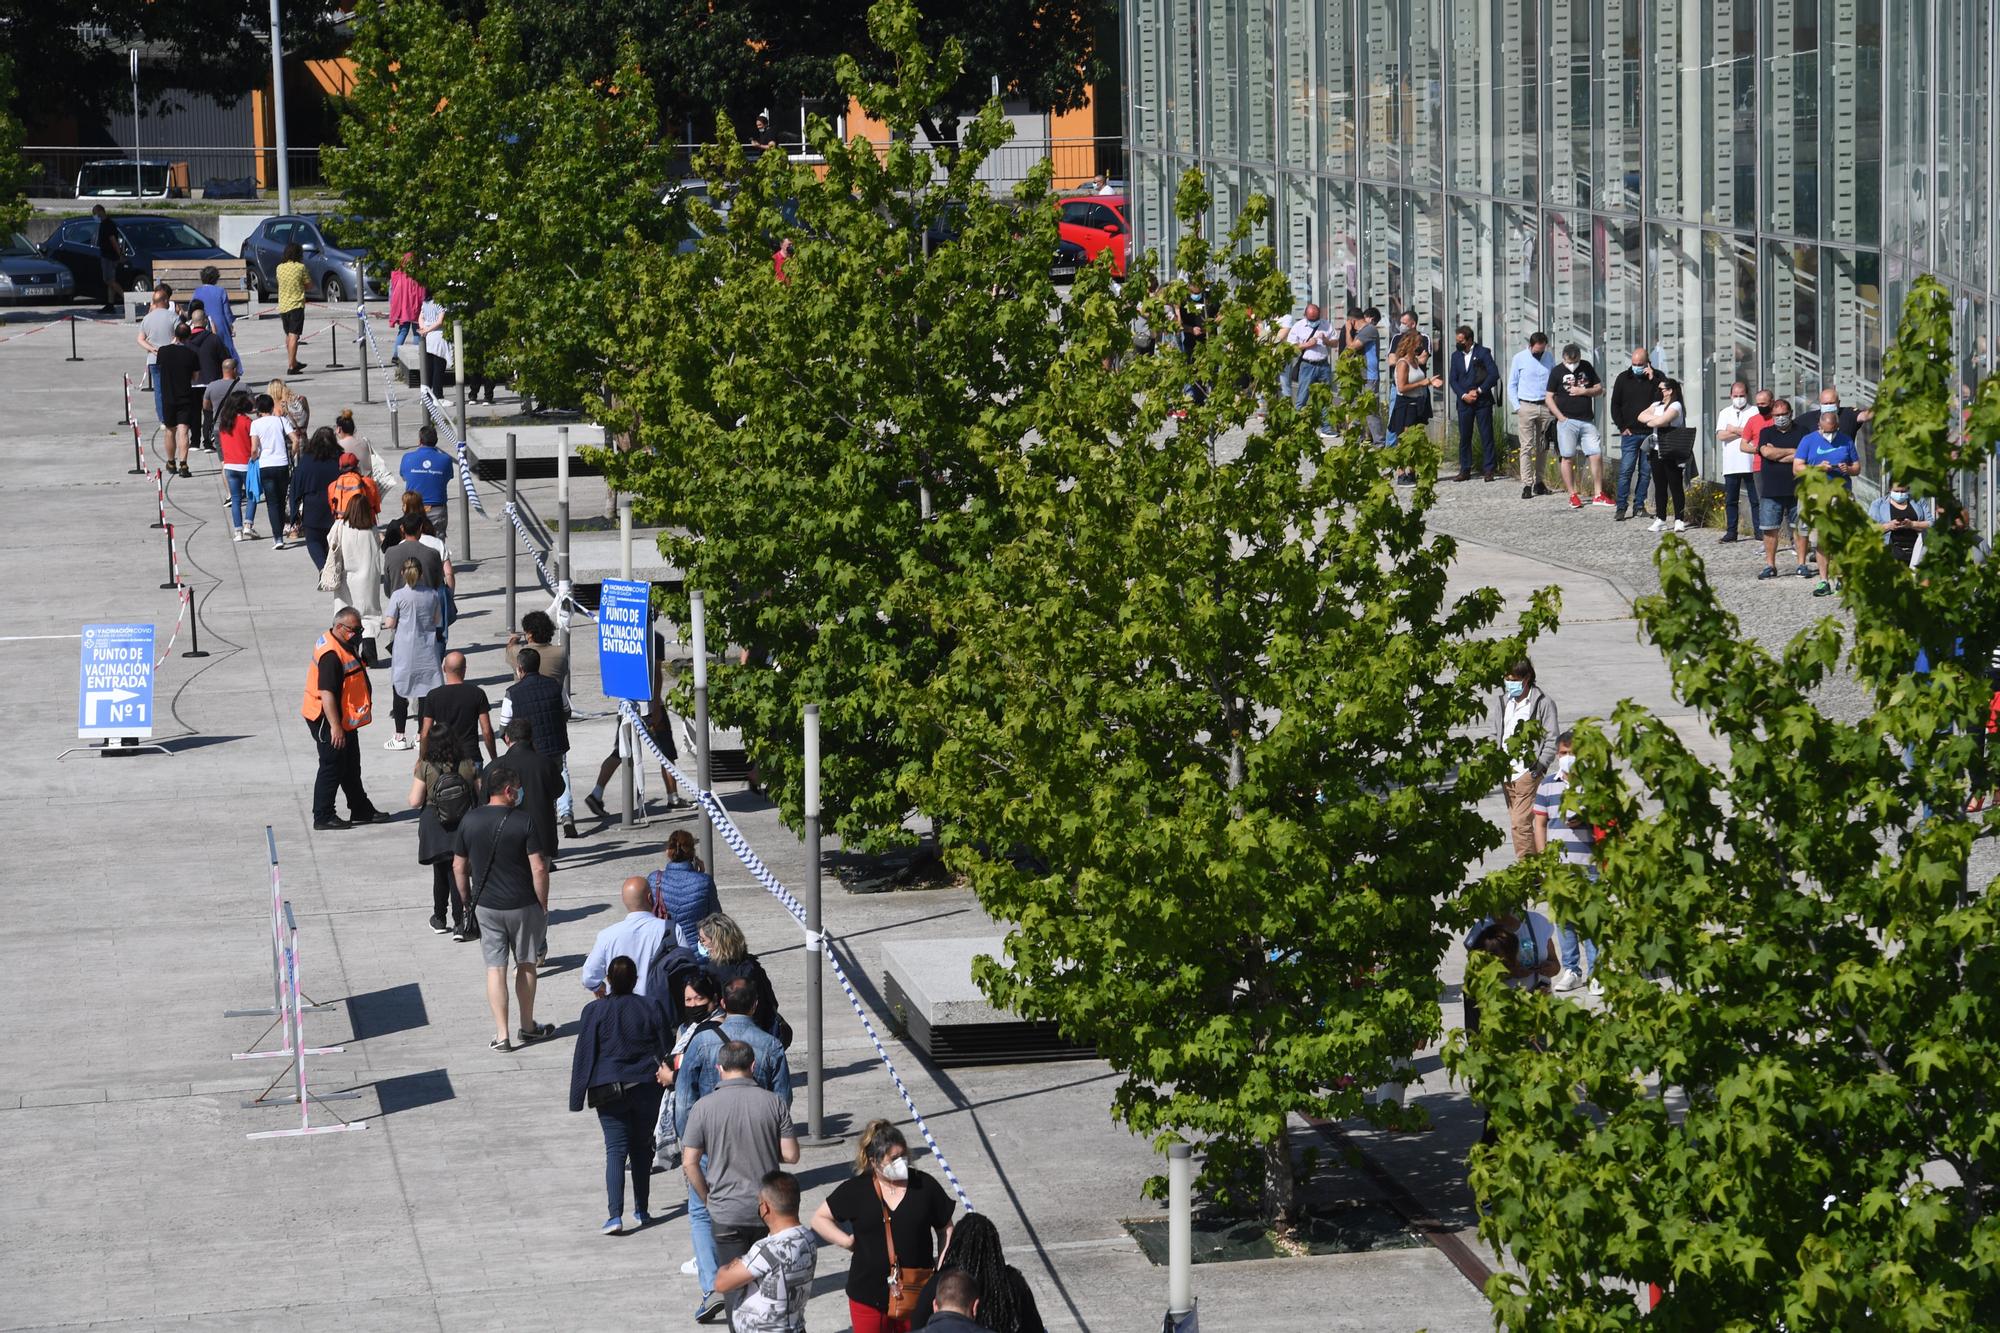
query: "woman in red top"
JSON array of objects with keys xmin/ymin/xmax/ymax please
[{"xmin": 217, "ymin": 390, "xmax": 260, "ymax": 539}]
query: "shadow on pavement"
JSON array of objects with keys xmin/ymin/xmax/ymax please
[
  {"xmin": 344, "ymin": 981, "xmax": 429, "ymax": 1041},
  {"xmin": 365, "ymin": 1068, "xmax": 455, "ymax": 1117}
]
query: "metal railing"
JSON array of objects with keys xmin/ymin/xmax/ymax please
[
  {"xmin": 22, "ymin": 146, "xmax": 327, "ymax": 201},
  {"xmin": 668, "ymin": 135, "xmax": 1123, "ymax": 194}
]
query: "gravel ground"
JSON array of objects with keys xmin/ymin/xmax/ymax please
[{"xmin": 1424, "ymin": 471, "xmax": 1879, "ymax": 724}]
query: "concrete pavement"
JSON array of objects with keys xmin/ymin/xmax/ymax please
[{"xmin": 0, "ymin": 301, "xmax": 1696, "ymax": 1331}]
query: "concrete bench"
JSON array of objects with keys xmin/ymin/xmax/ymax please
[
  {"xmin": 464, "ymin": 422, "xmax": 609, "ymax": 482},
  {"xmin": 880, "ymin": 936, "xmax": 1096, "ymax": 1067}
]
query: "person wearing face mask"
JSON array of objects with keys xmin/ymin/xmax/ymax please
[
  {"xmin": 1714, "ymin": 380, "xmax": 1762, "ymax": 543},
  {"xmin": 813, "ymin": 1120, "xmax": 958, "ymax": 1333},
  {"xmin": 1608, "ymin": 348, "xmax": 1660, "ymax": 520},
  {"xmin": 652, "ymin": 973, "xmax": 725, "ymax": 1174},
  {"xmin": 1754, "ymin": 401, "xmax": 1811, "ymax": 579},
  {"xmin": 1496, "ymin": 660, "xmax": 1560, "ymax": 861},
  {"xmin": 1794, "ymin": 406, "xmax": 1862, "ymax": 595},
  {"xmin": 301, "ymin": 608, "xmax": 391, "ymax": 831},
  {"xmin": 1867, "ymin": 481, "xmax": 1934, "ymax": 566},
  {"xmin": 569, "ymin": 955, "xmax": 673, "ymax": 1236},
  {"xmin": 1544, "ymin": 342, "xmax": 1608, "ymax": 509},
  {"xmin": 1532, "ymin": 732, "xmax": 1601, "ymax": 995},
  {"xmin": 451, "ymin": 764, "xmax": 553, "ymax": 1050},
  {"xmin": 681, "ymin": 1044, "xmax": 801, "ymax": 1324},
  {"xmin": 1447, "ymin": 324, "xmax": 1501, "ymax": 482}
]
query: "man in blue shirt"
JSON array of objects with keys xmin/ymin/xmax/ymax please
[
  {"xmin": 1508, "ymin": 332, "xmax": 1556, "ymax": 501},
  {"xmin": 400, "ymin": 423, "xmax": 457, "ymax": 539},
  {"xmin": 1793, "ymin": 406, "xmax": 1861, "ymax": 596},
  {"xmin": 582, "ymin": 877, "xmax": 668, "ymax": 996}
]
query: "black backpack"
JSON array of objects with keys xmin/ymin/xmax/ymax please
[{"xmin": 429, "ymin": 765, "xmax": 475, "ymax": 830}]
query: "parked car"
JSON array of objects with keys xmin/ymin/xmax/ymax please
[
  {"xmin": 1055, "ymin": 194, "xmax": 1128, "ymax": 277},
  {"xmin": 40, "ymin": 214, "xmax": 229, "ymax": 299},
  {"xmin": 75, "ymin": 159, "xmax": 185, "ymax": 201},
  {"xmin": 240, "ymin": 214, "xmax": 382, "ymax": 302},
  {"xmin": 0, "ymin": 232, "xmax": 77, "ymax": 303}
]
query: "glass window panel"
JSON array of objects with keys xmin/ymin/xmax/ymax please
[
  {"xmin": 1447, "ymin": 196, "xmax": 1494, "ymax": 343},
  {"xmin": 1548, "ymin": 210, "xmax": 1593, "ymax": 354},
  {"xmin": 1652, "ymin": 0, "xmax": 1756, "ymax": 226},
  {"xmin": 1765, "ymin": 241, "xmax": 1821, "ymax": 405},
  {"xmin": 1361, "ymin": 184, "xmax": 1403, "ymax": 316},
  {"xmin": 1245, "ymin": 0, "xmax": 1275, "ymax": 163},
  {"xmin": 1131, "ymin": 0, "xmax": 1165, "ymax": 153},
  {"xmin": 1600, "ymin": 216, "xmax": 1644, "ymax": 371},
  {"xmin": 1820, "ymin": 0, "xmax": 1882, "ymax": 247},
  {"xmin": 1649, "ymin": 223, "xmax": 1706, "ymax": 446},
  {"xmin": 1407, "ymin": 189, "xmax": 1444, "ymax": 342},
  {"xmin": 1595, "ymin": 0, "xmax": 1643, "ymax": 214},
  {"xmin": 1407, "ymin": 0, "xmax": 1442, "ymax": 189},
  {"xmin": 1938, "ymin": 0, "xmax": 1990, "ymax": 286},
  {"xmin": 1322, "ymin": 177, "xmax": 1358, "ymax": 312},
  {"xmin": 1883, "ymin": 0, "xmax": 1928, "ymax": 261},
  {"xmin": 1708, "ymin": 230, "xmax": 1759, "ymax": 400},
  {"xmin": 1319, "ymin": 0, "xmax": 1355, "ymax": 177},
  {"xmin": 1203, "ymin": 0, "xmax": 1239, "ymax": 158},
  {"xmin": 1357, "ymin": 2, "xmax": 1402, "ymax": 180},
  {"xmin": 1444, "ymin": 0, "xmax": 1494, "ymax": 196},
  {"xmin": 1164, "ymin": 0, "xmax": 1198, "ymax": 155},
  {"xmin": 1545, "ymin": 0, "xmax": 1591, "ymax": 209},
  {"xmin": 1821, "ymin": 245, "xmax": 1882, "ymax": 404},
  {"xmin": 1764, "ymin": 0, "xmax": 1820, "ymax": 239},
  {"xmin": 1282, "ymin": 174, "xmax": 1316, "ymax": 307},
  {"xmin": 1498, "ymin": 203, "xmax": 1543, "ymax": 354},
  {"xmin": 1277, "ymin": 0, "xmax": 1314, "ymax": 169}
]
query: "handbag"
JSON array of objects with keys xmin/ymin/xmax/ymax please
[
  {"xmin": 584, "ymin": 1080, "xmax": 629, "ymax": 1109},
  {"xmin": 318, "ymin": 520, "xmax": 348, "ymax": 593},
  {"xmin": 878, "ymin": 1179, "xmax": 933, "ymax": 1321}
]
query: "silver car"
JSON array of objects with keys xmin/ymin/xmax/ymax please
[{"xmin": 240, "ymin": 214, "xmax": 381, "ymax": 303}]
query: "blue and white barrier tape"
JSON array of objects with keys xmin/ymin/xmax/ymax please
[
  {"xmin": 618, "ymin": 698, "xmax": 975, "ymax": 1213},
  {"xmin": 500, "ymin": 501, "xmax": 595, "ymax": 628}
]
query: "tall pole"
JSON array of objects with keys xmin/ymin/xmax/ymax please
[
  {"xmin": 452, "ymin": 320, "xmax": 469, "ymax": 562},
  {"xmin": 267, "ymin": 0, "xmax": 291, "ymax": 213},
  {"xmin": 804, "ymin": 703, "xmax": 824, "ymax": 1141},
  {"xmin": 619, "ymin": 494, "xmax": 636, "ymax": 828},
  {"xmin": 1167, "ymin": 1143, "xmax": 1194, "ymax": 1320},
  {"xmin": 504, "ymin": 431, "xmax": 518, "ymax": 633},
  {"xmin": 130, "ymin": 51, "xmax": 141, "ymax": 204},
  {"xmin": 556, "ymin": 425, "xmax": 572, "ymax": 655},
  {"xmin": 691, "ymin": 589, "xmax": 713, "ymax": 872}
]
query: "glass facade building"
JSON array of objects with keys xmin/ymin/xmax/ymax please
[{"xmin": 1124, "ymin": 0, "xmax": 1999, "ymax": 492}]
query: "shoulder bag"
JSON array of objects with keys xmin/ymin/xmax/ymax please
[
  {"xmin": 318, "ymin": 519, "xmax": 348, "ymax": 593},
  {"xmin": 466, "ymin": 808, "xmax": 512, "ymax": 916},
  {"xmin": 878, "ymin": 1178, "xmax": 934, "ymax": 1320}
]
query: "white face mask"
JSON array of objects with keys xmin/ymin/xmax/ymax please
[
  {"xmin": 878, "ymin": 1157, "xmax": 910, "ymax": 1183},
  {"xmin": 1556, "ymin": 754, "xmax": 1577, "ymax": 776},
  {"xmin": 1731, "ymin": 395, "xmax": 1748, "ymax": 409}
]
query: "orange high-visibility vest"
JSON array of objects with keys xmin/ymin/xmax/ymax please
[
  {"xmin": 326, "ymin": 470, "xmax": 381, "ymax": 521},
  {"xmin": 301, "ymin": 631, "xmax": 373, "ymax": 729}
]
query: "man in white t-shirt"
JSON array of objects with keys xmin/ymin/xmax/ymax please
[
  {"xmin": 1287, "ymin": 303, "xmax": 1334, "ymax": 427},
  {"xmin": 713, "ymin": 1170, "xmax": 815, "ymax": 1332},
  {"xmin": 249, "ymin": 393, "xmax": 295, "ymax": 552},
  {"xmin": 1714, "ymin": 379, "xmax": 1761, "ymax": 543}
]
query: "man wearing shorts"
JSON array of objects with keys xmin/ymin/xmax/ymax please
[
  {"xmin": 452, "ymin": 764, "xmax": 554, "ymax": 1051},
  {"xmin": 153, "ymin": 322, "xmax": 202, "ymax": 478},
  {"xmin": 1545, "ymin": 343, "xmax": 1608, "ymax": 509},
  {"xmin": 1754, "ymin": 402, "xmax": 1810, "ymax": 580}
]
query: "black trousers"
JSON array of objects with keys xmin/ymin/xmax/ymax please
[
  {"xmin": 307, "ymin": 717, "xmax": 378, "ymax": 822},
  {"xmin": 1457, "ymin": 404, "xmax": 1497, "ymax": 475},
  {"xmin": 423, "ymin": 351, "xmax": 449, "ymax": 397},
  {"xmin": 431, "ymin": 861, "xmax": 463, "ymax": 922},
  {"xmin": 1653, "ymin": 454, "xmax": 1688, "ymax": 521}
]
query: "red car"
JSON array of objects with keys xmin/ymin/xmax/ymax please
[{"xmin": 1056, "ymin": 194, "xmax": 1128, "ymax": 277}]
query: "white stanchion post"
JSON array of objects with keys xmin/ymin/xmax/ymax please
[
  {"xmin": 1168, "ymin": 1143, "xmax": 1194, "ymax": 1319},
  {"xmin": 226, "ymin": 826, "xmax": 331, "ymax": 1050},
  {"xmin": 691, "ymin": 590, "xmax": 713, "ymax": 872},
  {"xmin": 556, "ymin": 426, "xmax": 572, "ymax": 654},
  {"xmin": 804, "ymin": 703, "xmax": 825, "ymax": 1141},
  {"xmin": 247, "ymin": 902, "xmax": 366, "ymax": 1138}
]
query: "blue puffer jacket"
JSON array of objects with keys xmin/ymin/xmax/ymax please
[{"xmin": 647, "ymin": 860, "xmax": 720, "ymax": 950}]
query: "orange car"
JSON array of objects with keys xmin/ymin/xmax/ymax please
[{"xmin": 1056, "ymin": 194, "xmax": 1129, "ymax": 277}]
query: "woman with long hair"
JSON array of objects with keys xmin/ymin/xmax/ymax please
[
  {"xmin": 266, "ymin": 377, "xmax": 309, "ymax": 440},
  {"xmin": 914, "ymin": 1212, "xmax": 1046, "ymax": 1332},
  {"xmin": 407, "ymin": 723, "xmax": 477, "ymax": 935},
  {"xmin": 276, "ymin": 241, "xmax": 309, "ymax": 374},
  {"xmin": 811, "ymin": 1119, "xmax": 956, "ymax": 1333},
  {"xmin": 379, "ymin": 556, "xmax": 446, "ymax": 750},
  {"xmin": 289, "ymin": 426, "xmax": 344, "ymax": 571},
  {"xmin": 332, "ymin": 492, "xmax": 387, "ymax": 659},
  {"xmin": 1640, "ymin": 375, "xmax": 1689, "ymax": 532},
  {"xmin": 217, "ymin": 390, "xmax": 258, "ymax": 539},
  {"xmin": 1386, "ymin": 330, "xmax": 1443, "ymax": 486},
  {"xmin": 647, "ymin": 828, "xmax": 720, "ymax": 951}
]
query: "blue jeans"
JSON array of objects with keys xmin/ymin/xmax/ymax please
[
  {"xmin": 393, "ymin": 321, "xmax": 417, "ymax": 351},
  {"xmin": 1723, "ymin": 472, "xmax": 1760, "ymax": 537},
  {"xmin": 226, "ymin": 469, "xmax": 250, "ymax": 529},
  {"xmin": 1616, "ymin": 434, "xmax": 1651, "ymax": 513},
  {"xmin": 258, "ymin": 464, "xmax": 290, "ymax": 541},
  {"xmin": 688, "ymin": 1159, "xmax": 719, "ymax": 1296},
  {"xmin": 1557, "ymin": 923, "xmax": 1598, "ymax": 977},
  {"xmin": 1292, "ymin": 358, "xmax": 1331, "ymax": 411},
  {"xmin": 557, "ymin": 756, "xmax": 573, "ymax": 821},
  {"xmin": 596, "ymin": 1083, "xmax": 663, "ymax": 1219}
]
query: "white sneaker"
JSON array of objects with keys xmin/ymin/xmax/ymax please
[
  {"xmin": 1551, "ymin": 967, "xmax": 1584, "ymax": 993},
  {"xmin": 233, "ymin": 529, "xmax": 247, "ymax": 542},
  {"xmin": 1587, "ymin": 975, "xmax": 1604, "ymax": 996},
  {"xmin": 1673, "ymin": 519, "xmax": 1688, "ymax": 533},
  {"xmin": 680, "ymin": 1256, "xmax": 698, "ymax": 1277},
  {"xmin": 384, "ymin": 735, "xmax": 413, "ymax": 751},
  {"xmin": 242, "ymin": 526, "xmax": 260, "ymax": 539},
  {"xmin": 1647, "ymin": 518, "xmax": 1665, "ymax": 533}
]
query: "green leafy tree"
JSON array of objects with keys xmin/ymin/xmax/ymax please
[
  {"xmin": 0, "ymin": 56, "xmax": 29, "ymax": 238},
  {"xmin": 331, "ymin": 0, "xmax": 672, "ymax": 409},
  {"xmin": 1450, "ymin": 275, "xmax": 2000, "ymax": 1328},
  {"xmin": 925, "ymin": 170, "xmax": 1557, "ymax": 1229},
  {"xmin": 591, "ymin": 0, "xmax": 1068, "ymax": 852}
]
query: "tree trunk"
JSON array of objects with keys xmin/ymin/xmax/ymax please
[{"xmin": 1263, "ymin": 1125, "xmax": 1298, "ymax": 1236}]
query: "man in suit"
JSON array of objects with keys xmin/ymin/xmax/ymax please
[{"xmin": 1448, "ymin": 325, "xmax": 1501, "ymax": 481}]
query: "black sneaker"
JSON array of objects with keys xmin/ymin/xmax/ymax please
[
  {"xmin": 563, "ymin": 820, "xmax": 582, "ymax": 840},
  {"xmin": 584, "ymin": 792, "xmax": 609, "ymax": 820},
  {"xmin": 351, "ymin": 809, "xmax": 395, "ymax": 824},
  {"xmin": 313, "ymin": 817, "xmax": 352, "ymax": 831},
  {"xmin": 429, "ymin": 914, "xmax": 449, "ymax": 934},
  {"xmin": 1532, "ymin": 482, "xmax": 1553, "ymax": 496},
  {"xmin": 453, "ymin": 923, "xmax": 481, "ymax": 942},
  {"xmin": 1520, "ymin": 485, "xmax": 1534, "ymax": 500}
]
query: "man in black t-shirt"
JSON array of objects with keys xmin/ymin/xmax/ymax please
[
  {"xmin": 419, "ymin": 651, "xmax": 495, "ymax": 761},
  {"xmin": 485, "ymin": 717, "xmax": 559, "ymax": 868},
  {"xmin": 1754, "ymin": 404, "xmax": 1811, "ymax": 579},
  {"xmin": 452, "ymin": 764, "xmax": 552, "ymax": 1049},
  {"xmin": 1545, "ymin": 343, "xmax": 1607, "ymax": 509},
  {"xmin": 154, "ymin": 323, "xmax": 202, "ymax": 479}
]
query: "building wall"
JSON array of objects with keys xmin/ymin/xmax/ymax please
[{"xmin": 1126, "ymin": 0, "xmax": 1999, "ymax": 500}]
